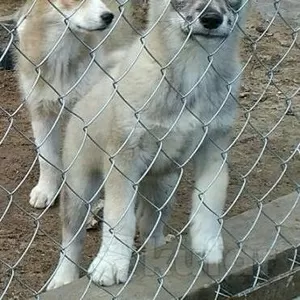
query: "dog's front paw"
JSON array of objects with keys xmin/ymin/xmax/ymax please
[
  {"xmin": 29, "ymin": 181, "xmax": 59, "ymax": 208},
  {"xmin": 47, "ymin": 261, "xmax": 79, "ymax": 290},
  {"xmin": 192, "ymin": 234, "xmax": 224, "ymax": 264},
  {"xmin": 88, "ymin": 252, "xmax": 130, "ymax": 286}
]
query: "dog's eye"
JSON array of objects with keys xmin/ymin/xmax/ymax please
[{"xmin": 171, "ymin": 0, "xmax": 187, "ymax": 11}]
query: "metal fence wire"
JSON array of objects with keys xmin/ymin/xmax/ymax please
[{"xmin": 0, "ymin": 0, "xmax": 299, "ymax": 299}]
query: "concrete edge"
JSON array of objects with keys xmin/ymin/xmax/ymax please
[{"xmin": 33, "ymin": 191, "xmax": 300, "ymax": 300}]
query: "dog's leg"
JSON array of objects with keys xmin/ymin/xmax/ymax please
[
  {"xmin": 30, "ymin": 114, "xmax": 62, "ymax": 208},
  {"xmin": 47, "ymin": 166, "xmax": 101, "ymax": 290},
  {"xmin": 137, "ymin": 173, "xmax": 177, "ymax": 249},
  {"xmin": 190, "ymin": 137, "xmax": 229, "ymax": 264},
  {"xmin": 88, "ymin": 159, "xmax": 138, "ymax": 286}
]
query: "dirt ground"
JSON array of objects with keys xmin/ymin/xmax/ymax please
[{"xmin": 0, "ymin": 1, "xmax": 299, "ymax": 299}]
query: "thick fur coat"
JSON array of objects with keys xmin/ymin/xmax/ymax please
[{"xmin": 48, "ymin": 0, "xmax": 248, "ymax": 289}]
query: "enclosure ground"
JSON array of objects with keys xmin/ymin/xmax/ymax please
[{"xmin": 0, "ymin": 1, "xmax": 299, "ymax": 299}]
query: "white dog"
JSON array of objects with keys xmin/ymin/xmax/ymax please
[
  {"xmin": 15, "ymin": 0, "xmax": 141, "ymax": 208},
  {"xmin": 48, "ymin": 0, "xmax": 248, "ymax": 289}
]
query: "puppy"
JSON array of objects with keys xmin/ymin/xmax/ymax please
[
  {"xmin": 15, "ymin": 0, "xmax": 141, "ymax": 208},
  {"xmin": 48, "ymin": 0, "xmax": 248, "ymax": 289}
]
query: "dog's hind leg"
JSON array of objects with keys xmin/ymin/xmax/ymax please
[
  {"xmin": 190, "ymin": 137, "xmax": 230, "ymax": 264},
  {"xmin": 29, "ymin": 113, "xmax": 62, "ymax": 208},
  {"xmin": 47, "ymin": 162, "xmax": 101, "ymax": 290},
  {"xmin": 137, "ymin": 172, "xmax": 178, "ymax": 249}
]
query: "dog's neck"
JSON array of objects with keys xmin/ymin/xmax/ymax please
[
  {"xmin": 136, "ymin": 2, "xmax": 242, "ymax": 125},
  {"xmin": 43, "ymin": 26, "xmax": 95, "ymax": 65}
]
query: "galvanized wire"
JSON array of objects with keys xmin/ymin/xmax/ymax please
[{"xmin": 0, "ymin": 0, "xmax": 299, "ymax": 299}]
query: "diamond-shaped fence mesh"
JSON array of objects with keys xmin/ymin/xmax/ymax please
[{"xmin": 0, "ymin": 0, "xmax": 299, "ymax": 299}]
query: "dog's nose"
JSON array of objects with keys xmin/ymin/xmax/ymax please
[
  {"xmin": 199, "ymin": 11, "xmax": 223, "ymax": 29},
  {"xmin": 101, "ymin": 12, "xmax": 114, "ymax": 26}
]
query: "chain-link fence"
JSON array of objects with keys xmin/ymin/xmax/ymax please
[{"xmin": 0, "ymin": 0, "xmax": 299, "ymax": 299}]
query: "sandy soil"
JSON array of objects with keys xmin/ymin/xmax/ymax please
[{"xmin": 0, "ymin": 1, "xmax": 299, "ymax": 299}]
